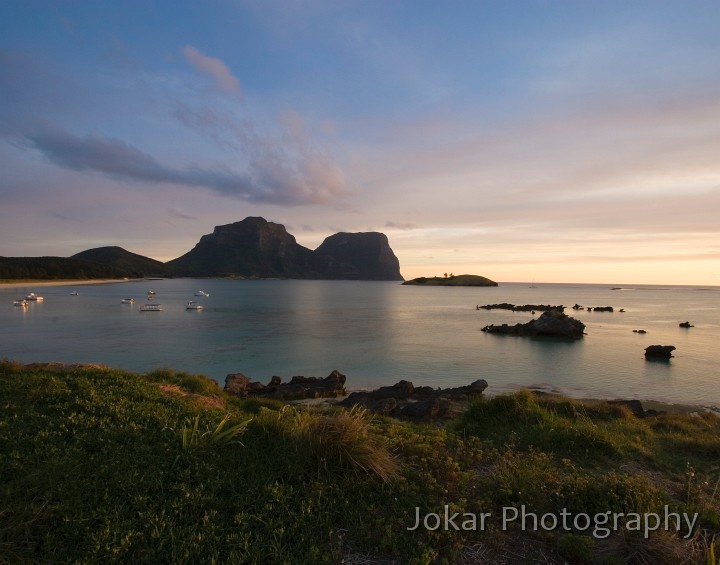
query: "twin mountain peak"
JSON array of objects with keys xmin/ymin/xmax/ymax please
[{"xmin": 73, "ymin": 217, "xmax": 404, "ymax": 281}]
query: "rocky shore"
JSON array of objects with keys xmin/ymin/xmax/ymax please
[{"xmin": 220, "ymin": 367, "xmax": 715, "ymax": 421}]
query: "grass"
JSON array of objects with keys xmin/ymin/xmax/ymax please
[{"xmin": 1, "ymin": 359, "xmax": 719, "ymax": 563}]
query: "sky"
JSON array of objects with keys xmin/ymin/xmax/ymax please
[{"xmin": 1, "ymin": 1, "xmax": 719, "ymax": 285}]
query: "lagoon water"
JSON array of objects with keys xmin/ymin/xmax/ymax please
[{"xmin": 1, "ymin": 279, "xmax": 718, "ymax": 408}]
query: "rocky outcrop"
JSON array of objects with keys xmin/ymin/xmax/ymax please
[
  {"xmin": 403, "ymin": 274, "xmax": 497, "ymax": 286},
  {"xmin": 679, "ymin": 321, "xmax": 694, "ymax": 328},
  {"xmin": 481, "ymin": 310, "xmax": 586, "ymax": 339},
  {"xmin": 339, "ymin": 379, "xmax": 488, "ymax": 421},
  {"xmin": 478, "ymin": 303, "xmax": 563, "ymax": 312},
  {"xmin": 644, "ymin": 345, "xmax": 676, "ymax": 359},
  {"xmin": 224, "ymin": 370, "xmax": 347, "ymax": 400},
  {"xmin": 166, "ymin": 217, "xmax": 403, "ymax": 280}
]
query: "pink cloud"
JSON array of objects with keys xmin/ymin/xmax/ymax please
[{"xmin": 182, "ymin": 45, "xmax": 243, "ymax": 99}]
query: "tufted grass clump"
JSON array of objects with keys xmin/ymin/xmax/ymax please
[
  {"xmin": 253, "ymin": 405, "xmax": 398, "ymax": 482},
  {"xmin": 180, "ymin": 413, "xmax": 252, "ymax": 450}
]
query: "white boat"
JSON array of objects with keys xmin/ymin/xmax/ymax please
[
  {"xmin": 186, "ymin": 301, "xmax": 203, "ymax": 310},
  {"xmin": 13, "ymin": 300, "xmax": 28, "ymax": 307},
  {"xmin": 139, "ymin": 303, "xmax": 163, "ymax": 312},
  {"xmin": 25, "ymin": 292, "xmax": 44, "ymax": 301},
  {"xmin": 121, "ymin": 298, "xmax": 135, "ymax": 304},
  {"xmin": 194, "ymin": 290, "xmax": 209, "ymax": 297},
  {"xmin": 70, "ymin": 291, "xmax": 79, "ymax": 296},
  {"xmin": 147, "ymin": 290, "xmax": 156, "ymax": 295}
]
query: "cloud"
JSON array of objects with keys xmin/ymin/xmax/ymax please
[
  {"xmin": 182, "ymin": 45, "xmax": 243, "ymax": 99},
  {"xmin": 26, "ymin": 128, "xmax": 344, "ymax": 206},
  {"xmin": 28, "ymin": 130, "xmax": 170, "ymax": 181},
  {"xmin": 168, "ymin": 208, "xmax": 198, "ymax": 221},
  {"xmin": 173, "ymin": 104, "xmax": 348, "ymax": 206},
  {"xmin": 385, "ymin": 220, "xmax": 416, "ymax": 230}
]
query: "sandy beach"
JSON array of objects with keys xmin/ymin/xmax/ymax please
[{"xmin": 0, "ymin": 279, "xmax": 138, "ymax": 289}]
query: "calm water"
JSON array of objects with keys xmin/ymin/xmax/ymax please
[{"xmin": 1, "ymin": 279, "xmax": 718, "ymax": 408}]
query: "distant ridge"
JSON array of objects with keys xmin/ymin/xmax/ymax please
[
  {"xmin": 71, "ymin": 247, "xmax": 167, "ymax": 278},
  {"xmin": 0, "ymin": 216, "xmax": 405, "ymax": 281}
]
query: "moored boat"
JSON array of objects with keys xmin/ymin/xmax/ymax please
[
  {"xmin": 121, "ymin": 298, "xmax": 135, "ymax": 304},
  {"xmin": 25, "ymin": 292, "xmax": 44, "ymax": 301},
  {"xmin": 13, "ymin": 300, "xmax": 28, "ymax": 307},
  {"xmin": 139, "ymin": 303, "xmax": 163, "ymax": 312},
  {"xmin": 194, "ymin": 290, "xmax": 209, "ymax": 297},
  {"xmin": 185, "ymin": 301, "xmax": 203, "ymax": 310}
]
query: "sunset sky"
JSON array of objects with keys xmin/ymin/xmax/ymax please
[{"xmin": 1, "ymin": 1, "xmax": 719, "ymax": 285}]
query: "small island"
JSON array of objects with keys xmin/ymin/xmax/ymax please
[{"xmin": 402, "ymin": 273, "xmax": 498, "ymax": 286}]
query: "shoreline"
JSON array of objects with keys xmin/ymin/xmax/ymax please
[
  {"xmin": 307, "ymin": 388, "xmax": 719, "ymax": 416},
  {"xmin": 12, "ymin": 360, "xmax": 718, "ymax": 416},
  {"xmin": 0, "ymin": 278, "xmax": 138, "ymax": 289}
]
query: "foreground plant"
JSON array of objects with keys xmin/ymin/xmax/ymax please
[{"xmin": 180, "ymin": 413, "xmax": 252, "ymax": 450}]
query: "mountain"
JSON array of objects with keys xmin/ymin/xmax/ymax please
[
  {"xmin": 165, "ymin": 217, "xmax": 317, "ymax": 278},
  {"xmin": 315, "ymin": 232, "xmax": 403, "ymax": 280},
  {"xmin": 166, "ymin": 217, "xmax": 404, "ymax": 280},
  {"xmin": 2, "ymin": 217, "xmax": 404, "ymax": 281},
  {"xmin": 71, "ymin": 247, "xmax": 167, "ymax": 278}
]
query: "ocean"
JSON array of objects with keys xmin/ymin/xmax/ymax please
[{"xmin": 2, "ymin": 279, "xmax": 718, "ymax": 409}]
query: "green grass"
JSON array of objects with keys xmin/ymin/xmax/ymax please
[{"xmin": 1, "ymin": 360, "xmax": 719, "ymax": 564}]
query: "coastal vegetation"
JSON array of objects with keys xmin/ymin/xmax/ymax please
[
  {"xmin": 402, "ymin": 274, "xmax": 498, "ymax": 286},
  {"xmin": 0, "ymin": 256, "xmax": 132, "ymax": 282},
  {"xmin": 1, "ymin": 361, "xmax": 719, "ymax": 563}
]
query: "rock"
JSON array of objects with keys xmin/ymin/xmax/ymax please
[
  {"xmin": 482, "ymin": 310, "xmax": 585, "ymax": 339},
  {"xmin": 592, "ymin": 306, "xmax": 614, "ymax": 312},
  {"xmin": 679, "ymin": 321, "xmax": 694, "ymax": 328},
  {"xmin": 340, "ymin": 378, "xmax": 487, "ymax": 421},
  {"xmin": 608, "ymin": 399, "xmax": 664, "ymax": 418},
  {"xmin": 369, "ymin": 380, "xmax": 414, "ymax": 399},
  {"xmin": 633, "ymin": 329, "xmax": 647, "ymax": 334},
  {"xmin": 366, "ymin": 397, "xmax": 399, "ymax": 415},
  {"xmin": 400, "ymin": 398, "xmax": 444, "ymax": 420},
  {"xmin": 479, "ymin": 303, "xmax": 564, "ymax": 312},
  {"xmin": 644, "ymin": 345, "xmax": 676, "ymax": 359},
  {"xmin": 468, "ymin": 379, "xmax": 489, "ymax": 394},
  {"xmin": 224, "ymin": 370, "xmax": 346, "ymax": 400},
  {"xmin": 224, "ymin": 373, "xmax": 252, "ymax": 397}
]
